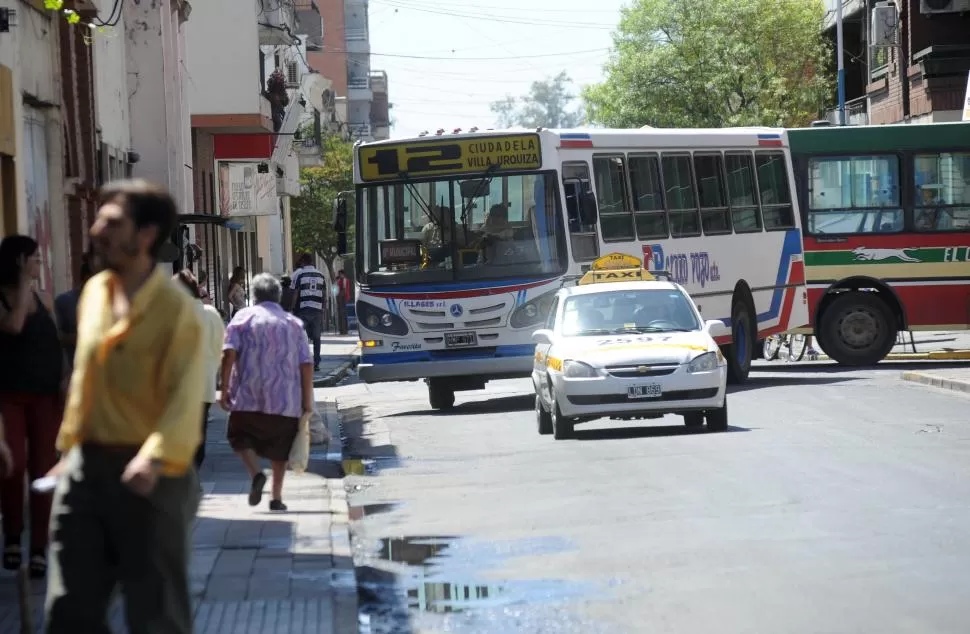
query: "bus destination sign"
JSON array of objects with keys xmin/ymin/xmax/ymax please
[{"xmin": 358, "ymin": 134, "xmax": 542, "ymax": 182}]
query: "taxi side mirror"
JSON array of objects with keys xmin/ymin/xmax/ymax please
[
  {"xmin": 704, "ymin": 319, "xmax": 728, "ymax": 337},
  {"xmin": 532, "ymin": 329, "xmax": 554, "ymax": 345}
]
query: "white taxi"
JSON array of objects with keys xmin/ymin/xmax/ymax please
[{"xmin": 532, "ymin": 254, "xmax": 729, "ymax": 440}]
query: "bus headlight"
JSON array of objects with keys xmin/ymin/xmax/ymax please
[
  {"xmin": 356, "ymin": 301, "xmax": 409, "ymax": 336},
  {"xmin": 510, "ymin": 291, "xmax": 557, "ymax": 329}
]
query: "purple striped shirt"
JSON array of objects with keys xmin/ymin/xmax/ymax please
[{"xmin": 223, "ymin": 302, "xmax": 312, "ymax": 418}]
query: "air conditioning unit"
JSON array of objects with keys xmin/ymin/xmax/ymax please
[
  {"xmin": 871, "ymin": 2, "xmax": 899, "ymax": 47},
  {"xmin": 920, "ymin": 0, "xmax": 970, "ymax": 14},
  {"xmin": 286, "ymin": 61, "xmax": 300, "ymax": 88}
]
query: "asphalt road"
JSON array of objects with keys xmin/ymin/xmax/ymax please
[{"xmin": 333, "ymin": 359, "xmax": 970, "ymax": 634}]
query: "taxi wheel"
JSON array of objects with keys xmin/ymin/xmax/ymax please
[
  {"xmin": 706, "ymin": 402, "xmax": 728, "ymax": 432},
  {"xmin": 535, "ymin": 395, "xmax": 553, "ymax": 435},
  {"xmin": 683, "ymin": 413, "xmax": 704, "ymax": 428},
  {"xmin": 551, "ymin": 400, "xmax": 573, "ymax": 440}
]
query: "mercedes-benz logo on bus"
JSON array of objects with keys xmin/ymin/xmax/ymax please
[{"xmin": 450, "ymin": 304, "xmax": 463, "ymax": 318}]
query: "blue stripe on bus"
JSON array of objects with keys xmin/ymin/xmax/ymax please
[
  {"xmin": 362, "ymin": 344, "xmax": 536, "ymax": 365},
  {"xmin": 718, "ymin": 229, "xmax": 802, "ymax": 326}
]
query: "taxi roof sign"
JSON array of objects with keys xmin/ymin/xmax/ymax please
[
  {"xmin": 578, "ymin": 267, "xmax": 656, "ymax": 285},
  {"xmin": 591, "ymin": 253, "xmax": 642, "ymax": 271}
]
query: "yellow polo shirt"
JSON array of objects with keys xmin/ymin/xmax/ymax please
[{"xmin": 56, "ymin": 267, "xmax": 205, "ymax": 476}]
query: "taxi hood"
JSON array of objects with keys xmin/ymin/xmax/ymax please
[{"xmin": 563, "ymin": 331, "xmax": 716, "ymax": 366}]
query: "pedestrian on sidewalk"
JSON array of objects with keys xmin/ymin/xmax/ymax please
[
  {"xmin": 280, "ymin": 275, "xmax": 296, "ymax": 314},
  {"xmin": 227, "ymin": 265, "xmax": 247, "ymax": 319},
  {"xmin": 336, "ymin": 268, "xmax": 351, "ymax": 335},
  {"xmin": 0, "ymin": 235, "xmax": 64, "ymax": 579},
  {"xmin": 43, "ymin": 180, "xmax": 205, "ymax": 634},
  {"xmin": 53, "ymin": 249, "xmax": 97, "ymax": 373},
  {"xmin": 220, "ymin": 273, "xmax": 314, "ymax": 512},
  {"xmin": 291, "ymin": 253, "xmax": 327, "ymax": 371},
  {"xmin": 174, "ymin": 269, "xmax": 225, "ymax": 471},
  {"xmin": 198, "ymin": 268, "xmax": 213, "ymax": 305}
]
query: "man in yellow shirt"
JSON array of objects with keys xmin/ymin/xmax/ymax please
[{"xmin": 43, "ymin": 180, "xmax": 204, "ymax": 634}]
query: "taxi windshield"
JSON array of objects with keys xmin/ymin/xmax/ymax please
[{"xmin": 561, "ymin": 289, "xmax": 700, "ymax": 336}]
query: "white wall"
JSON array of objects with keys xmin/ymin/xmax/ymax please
[
  {"xmin": 93, "ymin": 15, "xmax": 130, "ymax": 152},
  {"xmin": 125, "ymin": 0, "xmax": 192, "ymax": 214},
  {"xmin": 185, "ymin": 0, "xmax": 261, "ymax": 115}
]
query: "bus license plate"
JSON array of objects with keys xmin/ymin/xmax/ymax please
[
  {"xmin": 628, "ymin": 384, "xmax": 662, "ymax": 399},
  {"xmin": 445, "ymin": 331, "xmax": 477, "ymax": 348}
]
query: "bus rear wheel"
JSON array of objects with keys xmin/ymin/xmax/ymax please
[
  {"xmin": 428, "ymin": 379, "xmax": 455, "ymax": 410},
  {"xmin": 819, "ymin": 292, "xmax": 896, "ymax": 366}
]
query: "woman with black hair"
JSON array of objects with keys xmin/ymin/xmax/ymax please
[
  {"xmin": 227, "ymin": 265, "xmax": 247, "ymax": 318},
  {"xmin": 0, "ymin": 235, "xmax": 64, "ymax": 578}
]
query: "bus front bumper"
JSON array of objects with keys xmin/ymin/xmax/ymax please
[{"xmin": 358, "ymin": 347, "xmax": 535, "ymax": 383}]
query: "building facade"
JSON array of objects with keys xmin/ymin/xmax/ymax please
[
  {"xmin": 822, "ymin": 0, "xmax": 970, "ymax": 125},
  {"xmin": 185, "ymin": 0, "xmax": 308, "ymax": 310}
]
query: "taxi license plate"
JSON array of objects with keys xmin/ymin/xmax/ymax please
[
  {"xmin": 628, "ymin": 384, "xmax": 662, "ymax": 399},
  {"xmin": 445, "ymin": 331, "xmax": 477, "ymax": 348}
]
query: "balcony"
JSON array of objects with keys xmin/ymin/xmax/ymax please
[
  {"xmin": 347, "ymin": 76, "xmax": 373, "ymax": 102},
  {"xmin": 347, "ymin": 123, "xmax": 371, "ymax": 139},
  {"xmin": 258, "ymin": 0, "xmax": 298, "ymax": 45},
  {"xmin": 345, "ymin": 27, "xmax": 370, "ymax": 54},
  {"xmin": 824, "ymin": 96, "xmax": 869, "ymax": 126}
]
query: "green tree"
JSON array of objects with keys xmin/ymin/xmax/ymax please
[
  {"xmin": 490, "ymin": 71, "xmax": 585, "ymax": 128},
  {"xmin": 290, "ymin": 135, "xmax": 355, "ymax": 279},
  {"xmin": 583, "ymin": 0, "xmax": 832, "ymax": 128}
]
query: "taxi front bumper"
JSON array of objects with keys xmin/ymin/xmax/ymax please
[{"xmin": 549, "ymin": 364, "xmax": 726, "ymax": 419}]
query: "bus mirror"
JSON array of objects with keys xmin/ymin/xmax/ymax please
[
  {"xmin": 333, "ymin": 198, "xmax": 348, "ymax": 232},
  {"xmin": 459, "ymin": 178, "xmax": 491, "ymax": 199},
  {"xmin": 579, "ymin": 191, "xmax": 598, "ymax": 225}
]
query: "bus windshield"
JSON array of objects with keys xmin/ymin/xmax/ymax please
[{"xmin": 359, "ymin": 171, "xmax": 567, "ymax": 285}]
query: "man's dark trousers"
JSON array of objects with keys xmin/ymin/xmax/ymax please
[
  {"xmin": 298, "ymin": 308, "xmax": 324, "ymax": 367},
  {"xmin": 44, "ymin": 445, "xmax": 199, "ymax": 634}
]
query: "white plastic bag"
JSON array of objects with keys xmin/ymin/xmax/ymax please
[
  {"xmin": 309, "ymin": 408, "xmax": 330, "ymax": 445},
  {"xmin": 288, "ymin": 411, "xmax": 312, "ymax": 473}
]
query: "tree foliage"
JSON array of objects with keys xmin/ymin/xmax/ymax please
[
  {"xmin": 290, "ymin": 135, "xmax": 355, "ymax": 278},
  {"xmin": 583, "ymin": 0, "xmax": 832, "ymax": 129},
  {"xmin": 490, "ymin": 71, "xmax": 585, "ymax": 129}
]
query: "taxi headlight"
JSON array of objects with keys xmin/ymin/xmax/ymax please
[
  {"xmin": 687, "ymin": 351, "xmax": 718, "ymax": 373},
  {"xmin": 563, "ymin": 360, "xmax": 598, "ymax": 378}
]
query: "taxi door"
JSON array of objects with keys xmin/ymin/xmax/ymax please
[{"xmin": 532, "ymin": 296, "xmax": 560, "ymax": 406}]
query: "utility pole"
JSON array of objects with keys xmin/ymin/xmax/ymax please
[{"xmin": 836, "ymin": 0, "xmax": 846, "ymax": 126}]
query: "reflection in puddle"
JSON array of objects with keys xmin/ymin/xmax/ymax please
[
  {"xmin": 349, "ymin": 502, "xmax": 400, "ymax": 521},
  {"xmin": 358, "ymin": 536, "xmax": 609, "ymax": 633}
]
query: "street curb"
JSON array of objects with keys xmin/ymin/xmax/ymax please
[
  {"xmin": 901, "ymin": 371, "xmax": 970, "ymax": 393},
  {"xmin": 815, "ymin": 350, "xmax": 970, "ymax": 362},
  {"xmin": 317, "ymin": 395, "xmax": 359, "ymax": 633},
  {"xmin": 313, "ymin": 351, "xmax": 361, "ymax": 388}
]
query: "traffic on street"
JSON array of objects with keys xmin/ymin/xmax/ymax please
[{"xmin": 335, "ymin": 344, "xmax": 970, "ymax": 634}]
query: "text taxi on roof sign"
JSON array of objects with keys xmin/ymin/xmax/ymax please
[{"xmin": 532, "ymin": 252, "xmax": 729, "ymax": 440}]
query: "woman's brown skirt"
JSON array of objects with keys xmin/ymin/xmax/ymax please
[{"xmin": 227, "ymin": 411, "xmax": 299, "ymax": 462}]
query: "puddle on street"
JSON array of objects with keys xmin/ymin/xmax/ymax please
[
  {"xmin": 350, "ymin": 502, "xmax": 401, "ymax": 521},
  {"xmin": 356, "ymin": 536, "xmax": 612, "ymax": 634}
]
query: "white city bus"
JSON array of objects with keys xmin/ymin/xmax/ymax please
[{"xmin": 344, "ymin": 127, "xmax": 809, "ymax": 409}]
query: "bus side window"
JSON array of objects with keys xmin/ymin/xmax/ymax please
[
  {"xmin": 661, "ymin": 154, "xmax": 701, "ymax": 237},
  {"xmin": 755, "ymin": 151, "xmax": 796, "ymax": 230},
  {"xmin": 562, "ymin": 162, "xmax": 599, "ymax": 262},
  {"xmin": 725, "ymin": 152, "xmax": 763, "ymax": 233},
  {"xmin": 913, "ymin": 152, "xmax": 970, "ymax": 232},
  {"xmin": 629, "ymin": 154, "xmax": 668, "ymax": 239},
  {"xmin": 694, "ymin": 153, "xmax": 731, "ymax": 235},
  {"xmin": 592, "ymin": 155, "xmax": 635, "ymax": 241}
]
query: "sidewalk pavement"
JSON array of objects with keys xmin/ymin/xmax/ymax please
[
  {"xmin": 816, "ymin": 330, "xmax": 970, "ymax": 362},
  {"xmin": 313, "ymin": 335, "xmax": 361, "ymax": 387},
  {"xmin": 0, "ymin": 340, "xmax": 361, "ymax": 633}
]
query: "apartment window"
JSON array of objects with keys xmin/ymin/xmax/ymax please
[
  {"xmin": 661, "ymin": 154, "xmax": 700, "ymax": 237},
  {"xmin": 807, "ymin": 155, "xmax": 901, "ymax": 234},
  {"xmin": 754, "ymin": 151, "xmax": 795, "ymax": 230},
  {"xmin": 913, "ymin": 152, "xmax": 970, "ymax": 232},
  {"xmin": 694, "ymin": 153, "xmax": 731, "ymax": 235},
  {"xmin": 725, "ymin": 152, "xmax": 763, "ymax": 232},
  {"xmin": 593, "ymin": 155, "xmax": 634, "ymax": 241},
  {"xmin": 628, "ymin": 154, "xmax": 667, "ymax": 239}
]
